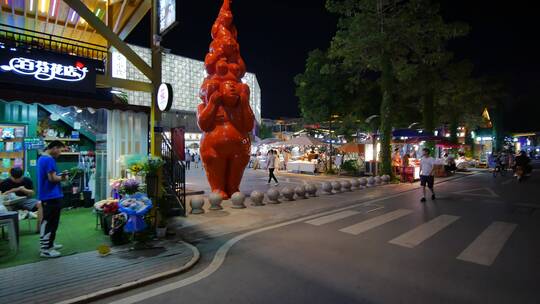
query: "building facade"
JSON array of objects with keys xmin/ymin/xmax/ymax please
[{"xmin": 111, "ymin": 45, "xmax": 262, "ymax": 138}]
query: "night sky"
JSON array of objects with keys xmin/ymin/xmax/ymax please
[{"xmin": 127, "ymin": 0, "xmax": 539, "ymax": 132}]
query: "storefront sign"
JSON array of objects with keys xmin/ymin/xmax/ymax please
[
  {"xmin": 159, "ymin": 0, "xmax": 177, "ymax": 34},
  {"xmin": 0, "ymin": 48, "xmax": 97, "ymax": 93},
  {"xmin": 157, "ymin": 83, "xmax": 173, "ymax": 112}
]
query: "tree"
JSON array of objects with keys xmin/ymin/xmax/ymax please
[{"xmin": 326, "ymin": 0, "xmax": 467, "ymax": 175}]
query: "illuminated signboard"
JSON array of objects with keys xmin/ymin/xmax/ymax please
[
  {"xmin": 159, "ymin": 0, "xmax": 177, "ymax": 34},
  {"xmin": 0, "ymin": 48, "xmax": 97, "ymax": 93}
]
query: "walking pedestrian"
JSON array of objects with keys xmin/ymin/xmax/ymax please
[
  {"xmin": 266, "ymin": 150, "xmax": 279, "ymax": 185},
  {"xmin": 185, "ymin": 151, "xmax": 191, "ymax": 170},
  {"xmin": 419, "ymin": 148, "xmax": 436, "ymax": 202},
  {"xmin": 38, "ymin": 140, "xmax": 68, "ymax": 258},
  {"xmin": 194, "ymin": 153, "xmax": 201, "ymax": 169}
]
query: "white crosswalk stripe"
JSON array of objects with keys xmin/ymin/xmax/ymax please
[
  {"xmin": 457, "ymin": 221, "xmax": 517, "ymax": 266},
  {"xmin": 389, "ymin": 215, "xmax": 460, "ymax": 248},
  {"xmin": 305, "ymin": 210, "xmax": 361, "ymax": 226},
  {"xmin": 339, "ymin": 209, "xmax": 413, "ymax": 235}
]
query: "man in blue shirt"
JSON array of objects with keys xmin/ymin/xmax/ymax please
[{"xmin": 37, "ymin": 140, "xmax": 67, "ymax": 258}]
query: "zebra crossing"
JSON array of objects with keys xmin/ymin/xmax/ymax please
[{"xmin": 305, "ymin": 207, "xmax": 517, "ymax": 266}]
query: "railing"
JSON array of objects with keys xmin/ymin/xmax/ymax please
[
  {"xmin": 161, "ymin": 133, "xmax": 187, "ymax": 216},
  {"xmin": 0, "ymin": 23, "xmax": 107, "ymax": 61}
]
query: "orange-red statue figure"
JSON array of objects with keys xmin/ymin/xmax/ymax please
[{"xmin": 197, "ymin": 0, "xmax": 255, "ymax": 199}]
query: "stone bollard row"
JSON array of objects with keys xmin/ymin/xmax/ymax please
[{"xmin": 190, "ymin": 183, "xmax": 322, "ymax": 213}]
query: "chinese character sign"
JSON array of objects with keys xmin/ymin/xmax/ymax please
[{"xmin": 0, "ymin": 48, "xmax": 97, "ymax": 93}]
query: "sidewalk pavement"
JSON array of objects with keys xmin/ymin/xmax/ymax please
[
  {"xmin": 0, "ymin": 240, "xmax": 199, "ymax": 304},
  {"xmin": 175, "ymin": 173, "xmax": 473, "ymax": 243}
]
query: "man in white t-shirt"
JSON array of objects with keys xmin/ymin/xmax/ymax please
[{"xmin": 419, "ymin": 148, "xmax": 436, "ymax": 202}]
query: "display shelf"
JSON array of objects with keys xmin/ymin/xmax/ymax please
[
  {"xmin": 44, "ymin": 137, "xmax": 80, "ymax": 142},
  {"xmin": 39, "ymin": 152, "xmax": 80, "ymax": 156}
]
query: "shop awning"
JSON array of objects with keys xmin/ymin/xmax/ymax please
[
  {"xmin": 0, "ymin": 85, "xmax": 149, "ymax": 113},
  {"xmin": 281, "ymin": 135, "xmax": 324, "ymax": 146},
  {"xmin": 338, "ymin": 142, "xmax": 365, "ymax": 154}
]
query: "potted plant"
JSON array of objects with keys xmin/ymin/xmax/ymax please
[{"xmin": 142, "ymin": 156, "xmax": 165, "ymax": 198}]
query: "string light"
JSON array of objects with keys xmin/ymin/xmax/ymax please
[
  {"xmin": 51, "ymin": 0, "xmax": 57, "ymax": 17},
  {"xmin": 40, "ymin": 0, "xmax": 46, "ymax": 13}
]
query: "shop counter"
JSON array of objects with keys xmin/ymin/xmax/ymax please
[{"xmin": 287, "ymin": 161, "xmax": 316, "ymax": 174}]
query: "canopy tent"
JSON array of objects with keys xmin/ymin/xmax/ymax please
[
  {"xmin": 281, "ymin": 135, "xmax": 325, "ymax": 146},
  {"xmin": 256, "ymin": 138, "xmax": 282, "ymax": 146},
  {"xmin": 338, "ymin": 142, "xmax": 365, "ymax": 154}
]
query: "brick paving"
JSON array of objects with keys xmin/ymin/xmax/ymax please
[{"xmin": 0, "ymin": 240, "xmax": 195, "ymax": 304}]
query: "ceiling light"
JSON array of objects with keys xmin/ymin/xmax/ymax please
[
  {"xmin": 74, "ymin": 107, "xmax": 83, "ymax": 113},
  {"xmin": 87, "ymin": 107, "xmax": 96, "ymax": 114}
]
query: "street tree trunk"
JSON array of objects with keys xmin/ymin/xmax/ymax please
[
  {"xmin": 379, "ymin": 53, "xmax": 394, "ymax": 177},
  {"xmin": 422, "ymin": 91, "xmax": 436, "ymax": 154}
]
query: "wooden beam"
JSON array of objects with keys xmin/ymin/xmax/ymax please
[
  {"xmin": 96, "ymin": 75, "xmax": 152, "ymax": 92},
  {"xmin": 64, "ymin": 0, "xmax": 154, "ymax": 81},
  {"xmin": 113, "ymin": 0, "xmax": 127, "ymax": 33},
  {"xmin": 118, "ymin": 0, "xmax": 150, "ymax": 40}
]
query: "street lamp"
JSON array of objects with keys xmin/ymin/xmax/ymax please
[{"xmin": 365, "ymin": 115, "xmax": 380, "ymax": 175}]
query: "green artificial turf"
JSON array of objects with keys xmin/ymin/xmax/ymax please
[{"xmin": 0, "ymin": 208, "xmax": 110, "ymax": 269}]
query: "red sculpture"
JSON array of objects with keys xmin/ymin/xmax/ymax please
[{"xmin": 198, "ymin": 0, "xmax": 255, "ymax": 199}]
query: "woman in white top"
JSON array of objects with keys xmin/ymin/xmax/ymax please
[{"xmin": 266, "ymin": 150, "xmax": 279, "ymax": 185}]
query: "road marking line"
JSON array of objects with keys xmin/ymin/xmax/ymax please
[
  {"xmin": 457, "ymin": 221, "xmax": 517, "ymax": 266},
  {"xmin": 305, "ymin": 210, "xmax": 361, "ymax": 226},
  {"xmin": 452, "ymin": 187, "xmax": 500, "ymax": 198},
  {"xmin": 107, "ymin": 174, "xmax": 477, "ymax": 304},
  {"xmin": 389, "ymin": 215, "xmax": 460, "ymax": 248},
  {"xmin": 501, "ymin": 179, "xmax": 513, "ymax": 185},
  {"xmin": 339, "ymin": 209, "xmax": 413, "ymax": 235}
]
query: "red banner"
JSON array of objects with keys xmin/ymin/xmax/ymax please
[{"xmin": 171, "ymin": 127, "xmax": 185, "ymax": 161}]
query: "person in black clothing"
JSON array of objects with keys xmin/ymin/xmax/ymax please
[
  {"xmin": 0, "ymin": 167, "xmax": 41, "ymax": 227},
  {"xmin": 515, "ymin": 151, "xmax": 532, "ymax": 175}
]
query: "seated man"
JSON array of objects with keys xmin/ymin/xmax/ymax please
[{"xmin": 0, "ymin": 167, "xmax": 41, "ymax": 229}]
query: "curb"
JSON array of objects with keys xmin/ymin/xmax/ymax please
[{"xmin": 55, "ymin": 241, "xmax": 201, "ymax": 304}]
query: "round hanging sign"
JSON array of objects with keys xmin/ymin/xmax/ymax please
[{"xmin": 157, "ymin": 83, "xmax": 173, "ymax": 112}]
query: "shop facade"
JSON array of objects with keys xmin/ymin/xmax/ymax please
[{"xmin": 0, "ymin": 43, "xmax": 149, "ymax": 205}]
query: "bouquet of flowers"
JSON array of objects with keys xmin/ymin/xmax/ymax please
[
  {"xmin": 109, "ymin": 178, "xmax": 126, "ymax": 199},
  {"xmin": 120, "ymin": 178, "xmax": 141, "ymax": 195},
  {"xmin": 118, "ymin": 193, "xmax": 153, "ymax": 233},
  {"xmin": 142, "ymin": 156, "xmax": 165, "ymax": 175}
]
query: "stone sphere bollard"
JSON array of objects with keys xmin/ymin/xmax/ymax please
[
  {"xmin": 322, "ymin": 182, "xmax": 333, "ymax": 194},
  {"xmin": 332, "ymin": 181, "xmax": 342, "ymax": 193},
  {"xmin": 266, "ymin": 188, "xmax": 281, "ymax": 204},
  {"xmin": 190, "ymin": 196, "xmax": 205, "ymax": 214},
  {"xmin": 295, "ymin": 185, "xmax": 307, "ymax": 199},
  {"xmin": 374, "ymin": 176, "xmax": 382, "ymax": 185},
  {"xmin": 250, "ymin": 191, "xmax": 265, "ymax": 206},
  {"xmin": 306, "ymin": 183, "xmax": 318, "ymax": 197},
  {"xmin": 359, "ymin": 177, "xmax": 368, "ymax": 189},
  {"xmin": 281, "ymin": 187, "xmax": 295, "ymax": 201},
  {"xmin": 382, "ymin": 175, "xmax": 391, "ymax": 184},
  {"xmin": 341, "ymin": 180, "xmax": 352, "ymax": 192},
  {"xmin": 351, "ymin": 179, "xmax": 360, "ymax": 190},
  {"xmin": 208, "ymin": 192, "xmax": 223, "ymax": 210},
  {"xmin": 231, "ymin": 192, "xmax": 247, "ymax": 209},
  {"xmin": 367, "ymin": 177, "xmax": 375, "ymax": 187}
]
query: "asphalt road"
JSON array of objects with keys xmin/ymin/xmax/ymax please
[{"xmin": 99, "ymin": 171, "xmax": 540, "ymax": 304}]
